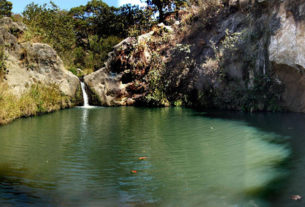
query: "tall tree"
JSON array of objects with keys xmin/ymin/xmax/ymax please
[
  {"xmin": 0, "ymin": 0, "xmax": 12, "ymax": 17},
  {"xmin": 23, "ymin": 2, "xmax": 76, "ymax": 58},
  {"xmin": 144, "ymin": 0, "xmax": 186, "ymax": 22},
  {"xmin": 70, "ymin": 0, "xmax": 117, "ymax": 40},
  {"xmin": 116, "ymin": 4, "xmax": 153, "ymax": 36}
]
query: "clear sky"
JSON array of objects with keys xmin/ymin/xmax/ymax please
[{"xmin": 10, "ymin": 0, "xmax": 127, "ymax": 14}]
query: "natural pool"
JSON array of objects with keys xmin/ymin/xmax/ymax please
[{"xmin": 0, "ymin": 107, "xmax": 304, "ymax": 207}]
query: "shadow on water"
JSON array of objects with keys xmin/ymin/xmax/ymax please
[
  {"xmin": 0, "ymin": 163, "xmax": 51, "ymax": 207},
  {"xmin": 194, "ymin": 110, "xmax": 305, "ymax": 207}
]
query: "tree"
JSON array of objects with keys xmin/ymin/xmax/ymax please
[
  {"xmin": 116, "ymin": 4, "xmax": 153, "ymax": 36},
  {"xmin": 0, "ymin": 0, "xmax": 12, "ymax": 17},
  {"xmin": 70, "ymin": 0, "xmax": 118, "ymax": 40},
  {"xmin": 23, "ymin": 2, "xmax": 76, "ymax": 62},
  {"xmin": 144, "ymin": 0, "xmax": 186, "ymax": 22},
  {"xmin": 69, "ymin": 1, "xmax": 154, "ymax": 70},
  {"xmin": 22, "ymin": 0, "xmax": 158, "ymax": 72}
]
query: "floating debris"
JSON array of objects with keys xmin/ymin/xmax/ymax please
[
  {"xmin": 130, "ymin": 170, "xmax": 137, "ymax": 174},
  {"xmin": 291, "ymin": 195, "xmax": 302, "ymax": 201},
  {"xmin": 139, "ymin": 157, "xmax": 147, "ymax": 160}
]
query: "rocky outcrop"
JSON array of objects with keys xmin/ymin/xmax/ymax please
[
  {"xmin": 84, "ymin": 68, "xmax": 132, "ymax": 106},
  {"xmin": 84, "ymin": 27, "xmax": 172, "ymax": 106},
  {"xmin": 84, "ymin": 23, "xmax": 178, "ymax": 106},
  {"xmin": 0, "ymin": 17, "xmax": 82, "ymax": 104},
  {"xmin": 269, "ymin": 0, "xmax": 305, "ymax": 112},
  {"xmin": 84, "ymin": 0, "xmax": 305, "ymax": 112}
]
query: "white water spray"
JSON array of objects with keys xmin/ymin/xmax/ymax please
[{"xmin": 81, "ymin": 82, "xmax": 90, "ymax": 107}]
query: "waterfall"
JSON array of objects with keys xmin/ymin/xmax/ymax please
[{"xmin": 81, "ymin": 82, "xmax": 90, "ymax": 107}]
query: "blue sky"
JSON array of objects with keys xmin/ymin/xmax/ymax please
[{"xmin": 11, "ymin": 0, "xmax": 119, "ymax": 14}]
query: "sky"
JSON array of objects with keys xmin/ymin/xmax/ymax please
[{"xmin": 10, "ymin": 0, "xmax": 144, "ymax": 14}]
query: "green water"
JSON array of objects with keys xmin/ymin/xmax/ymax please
[{"xmin": 0, "ymin": 107, "xmax": 300, "ymax": 207}]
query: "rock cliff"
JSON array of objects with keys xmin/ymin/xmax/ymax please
[
  {"xmin": 84, "ymin": 0, "xmax": 305, "ymax": 112},
  {"xmin": 269, "ymin": 0, "xmax": 305, "ymax": 112}
]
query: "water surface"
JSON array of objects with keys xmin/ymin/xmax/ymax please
[{"xmin": 0, "ymin": 107, "xmax": 303, "ymax": 207}]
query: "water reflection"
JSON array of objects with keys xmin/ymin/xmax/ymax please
[
  {"xmin": 80, "ymin": 108, "xmax": 89, "ymax": 134},
  {"xmin": 0, "ymin": 108, "xmax": 295, "ymax": 206},
  {"xmin": 201, "ymin": 111, "xmax": 305, "ymax": 207}
]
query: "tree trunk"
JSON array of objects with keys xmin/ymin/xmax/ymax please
[{"xmin": 158, "ymin": 7, "xmax": 164, "ymax": 23}]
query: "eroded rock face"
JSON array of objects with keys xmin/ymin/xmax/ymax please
[
  {"xmin": 0, "ymin": 17, "xmax": 81, "ymax": 104},
  {"xmin": 269, "ymin": 3, "xmax": 305, "ymax": 70},
  {"xmin": 84, "ymin": 68, "xmax": 132, "ymax": 106},
  {"xmin": 84, "ymin": 29, "xmax": 158, "ymax": 106},
  {"xmin": 269, "ymin": 0, "xmax": 305, "ymax": 112}
]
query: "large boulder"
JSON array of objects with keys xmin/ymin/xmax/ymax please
[
  {"xmin": 0, "ymin": 17, "xmax": 81, "ymax": 104},
  {"xmin": 84, "ymin": 68, "xmax": 132, "ymax": 106}
]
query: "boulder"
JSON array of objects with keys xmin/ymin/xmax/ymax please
[
  {"xmin": 84, "ymin": 68, "xmax": 128, "ymax": 106},
  {"xmin": 0, "ymin": 17, "xmax": 81, "ymax": 103}
]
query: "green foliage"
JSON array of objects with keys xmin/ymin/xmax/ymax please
[
  {"xmin": 117, "ymin": 4, "xmax": 153, "ymax": 37},
  {"xmin": 0, "ymin": 0, "xmax": 12, "ymax": 17},
  {"xmin": 174, "ymin": 99, "xmax": 183, "ymax": 106},
  {"xmin": 144, "ymin": 52, "xmax": 170, "ymax": 106},
  {"xmin": 70, "ymin": 1, "xmax": 151, "ymax": 39},
  {"xmin": 22, "ymin": 2, "xmax": 76, "ymax": 61},
  {"xmin": 69, "ymin": 0, "xmax": 117, "ymax": 39},
  {"xmin": 86, "ymin": 35, "xmax": 121, "ymax": 70},
  {"xmin": 73, "ymin": 47, "xmax": 86, "ymax": 68},
  {"xmin": 72, "ymin": 35, "xmax": 121, "ymax": 70},
  {"xmin": 21, "ymin": 0, "xmax": 152, "ymax": 72},
  {"xmin": 144, "ymin": 0, "xmax": 187, "ymax": 22},
  {"xmin": 68, "ymin": 66, "xmax": 79, "ymax": 76}
]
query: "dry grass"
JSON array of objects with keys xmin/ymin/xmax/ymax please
[
  {"xmin": 189, "ymin": 0, "xmax": 223, "ymax": 8},
  {"xmin": 202, "ymin": 58, "xmax": 219, "ymax": 74},
  {"xmin": 0, "ymin": 83, "xmax": 71, "ymax": 125}
]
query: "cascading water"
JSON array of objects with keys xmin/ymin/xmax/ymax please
[{"xmin": 81, "ymin": 82, "xmax": 90, "ymax": 107}]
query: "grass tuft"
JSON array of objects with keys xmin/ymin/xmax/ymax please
[{"xmin": 0, "ymin": 83, "xmax": 71, "ymax": 125}]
